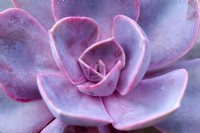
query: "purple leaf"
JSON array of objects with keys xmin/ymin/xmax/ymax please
[
  {"xmin": 12, "ymin": 0, "xmax": 55, "ymax": 29},
  {"xmin": 138, "ymin": 0, "xmax": 200, "ymax": 71},
  {"xmin": 37, "ymin": 73, "xmax": 113, "ymax": 126},
  {"xmin": 0, "ymin": 89, "xmax": 54, "ymax": 133},
  {"xmin": 0, "ymin": 8, "xmax": 58, "ymax": 101},
  {"xmin": 49, "ymin": 17, "xmax": 99, "ymax": 84},
  {"xmin": 151, "ymin": 59, "xmax": 200, "ymax": 133},
  {"xmin": 113, "ymin": 15, "xmax": 151, "ymax": 95},
  {"xmin": 52, "ymin": 0, "xmax": 140, "ymax": 40},
  {"xmin": 178, "ymin": 34, "xmax": 200, "ymax": 62},
  {"xmin": 103, "ymin": 69, "xmax": 188, "ymax": 131}
]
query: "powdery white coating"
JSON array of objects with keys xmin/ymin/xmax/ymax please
[
  {"xmin": 52, "ymin": 0, "xmax": 140, "ymax": 40},
  {"xmin": 12, "ymin": 0, "xmax": 55, "ymax": 29},
  {"xmin": 0, "ymin": 8, "xmax": 58, "ymax": 101},
  {"xmin": 0, "ymin": 89, "xmax": 54, "ymax": 133},
  {"xmin": 138, "ymin": 0, "xmax": 200, "ymax": 71},
  {"xmin": 37, "ymin": 73, "xmax": 113, "ymax": 126},
  {"xmin": 103, "ymin": 69, "xmax": 188, "ymax": 131}
]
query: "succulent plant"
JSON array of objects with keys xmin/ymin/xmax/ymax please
[{"xmin": 0, "ymin": 0, "xmax": 199, "ymax": 133}]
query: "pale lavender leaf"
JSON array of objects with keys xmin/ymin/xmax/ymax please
[
  {"xmin": 0, "ymin": 89, "xmax": 54, "ymax": 133},
  {"xmin": 103, "ymin": 69, "xmax": 188, "ymax": 131},
  {"xmin": 12, "ymin": 0, "xmax": 55, "ymax": 29},
  {"xmin": 150, "ymin": 59, "xmax": 200, "ymax": 133},
  {"xmin": 49, "ymin": 17, "xmax": 99, "ymax": 84},
  {"xmin": 37, "ymin": 73, "xmax": 113, "ymax": 126},
  {"xmin": 52, "ymin": 0, "xmax": 140, "ymax": 40},
  {"xmin": 113, "ymin": 15, "xmax": 151, "ymax": 95},
  {"xmin": 177, "ymin": 33, "xmax": 200, "ymax": 62},
  {"xmin": 0, "ymin": 8, "xmax": 58, "ymax": 101},
  {"xmin": 138, "ymin": 0, "xmax": 200, "ymax": 71}
]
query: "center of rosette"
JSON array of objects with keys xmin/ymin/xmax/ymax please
[
  {"xmin": 77, "ymin": 37, "xmax": 126, "ymax": 96},
  {"xmin": 78, "ymin": 59, "xmax": 106, "ymax": 83}
]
